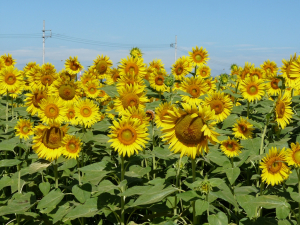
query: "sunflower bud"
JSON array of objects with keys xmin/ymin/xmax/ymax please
[
  {"xmin": 164, "ymin": 75, "xmax": 174, "ymax": 87},
  {"xmin": 196, "ymin": 176, "xmax": 212, "ymax": 195},
  {"xmin": 220, "ymin": 73, "xmax": 229, "ymax": 84}
]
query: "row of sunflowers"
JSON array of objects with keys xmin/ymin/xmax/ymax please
[{"xmin": 0, "ymin": 47, "xmax": 300, "ymax": 224}]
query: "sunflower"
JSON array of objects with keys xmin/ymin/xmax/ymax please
[
  {"xmin": 130, "ymin": 47, "xmax": 143, "ymax": 58},
  {"xmin": 196, "ymin": 65, "xmax": 211, "ymax": 79},
  {"xmin": 15, "ymin": 119, "xmax": 34, "ymax": 140},
  {"xmin": 117, "ymin": 72, "xmax": 145, "ymax": 89},
  {"xmin": 161, "ymin": 103, "xmax": 219, "ymax": 158},
  {"xmin": 78, "ymin": 69, "xmax": 97, "ymax": 88},
  {"xmin": 155, "ymin": 102, "xmax": 175, "ymax": 128},
  {"xmin": 114, "ymin": 84, "xmax": 149, "ymax": 114},
  {"xmin": 220, "ymin": 137, "xmax": 242, "ymax": 158},
  {"xmin": 1, "ymin": 53, "xmax": 16, "ymax": 67},
  {"xmin": 65, "ymin": 56, "xmax": 84, "ymax": 75},
  {"xmin": 249, "ymin": 67, "xmax": 264, "ymax": 80},
  {"xmin": 108, "ymin": 117, "xmax": 149, "ymax": 157},
  {"xmin": 204, "ymin": 78, "xmax": 217, "ymax": 94},
  {"xmin": 275, "ymin": 92, "xmax": 293, "ymax": 129},
  {"xmin": 106, "ymin": 67, "xmax": 121, "ymax": 85},
  {"xmin": 145, "ymin": 110, "xmax": 155, "ymax": 122},
  {"xmin": 34, "ymin": 65, "xmax": 58, "ymax": 88},
  {"xmin": 0, "ymin": 58, "xmax": 5, "ymax": 71},
  {"xmin": 239, "ymin": 76, "xmax": 265, "ymax": 102},
  {"xmin": 281, "ymin": 54, "xmax": 299, "ymax": 88},
  {"xmin": 189, "ymin": 46, "xmax": 209, "ymax": 66},
  {"xmin": 50, "ymin": 79, "xmax": 80, "ymax": 104},
  {"xmin": 149, "ymin": 59, "xmax": 165, "ymax": 73},
  {"xmin": 285, "ymin": 142, "xmax": 300, "ymax": 168},
  {"xmin": 83, "ymin": 80, "xmax": 101, "ymax": 99},
  {"xmin": 8, "ymin": 81, "xmax": 24, "ymax": 99},
  {"xmin": 39, "ymin": 96, "xmax": 67, "ymax": 125},
  {"xmin": 0, "ymin": 66, "xmax": 22, "ymax": 92},
  {"xmin": 64, "ymin": 103, "xmax": 77, "ymax": 125},
  {"xmin": 171, "ymin": 57, "xmax": 191, "ymax": 81},
  {"xmin": 25, "ymin": 87, "xmax": 49, "ymax": 116},
  {"xmin": 230, "ymin": 65, "xmax": 242, "ymax": 77},
  {"xmin": 122, "ymin": 106, "xmax": 149, "ymax": 125},
  {"xmin": 62, "ymin": 135, "xmax": 82, "ymax": 159},
  {"xmin": 204, "ymin": 91, "xmax": 233, "ymax": 122},
  {"xmin": 96, "ymin": 83, "xmax": 110, "ymax": 103},
  {"xmin": 266, "ymin": 76, "xmax": 281, "ymax": 96},
  {"xmin": 232, "ymin": 117, "xmax": 254, "ymax": 140},
  {"xmin": 92, "ymin": 55, "xmax": 113, "ymax": 76},
  {"xmin": 180, "ymin": 76, "xmax": 209, "ymax": 105},
  {"xmin": 238, "ymin": 62, "xmax": 253, "ymax": 81},
  {"xmin": 32, "ymin": 122, "xmax": 69, "ymax": 161},
  {"xmin": 261, "ymin": 60, "xmax": 278, "ymax": 78},
  {"xmin": 75, "ymin": 98, "xmax": 101, "ymax": 128},
  {"xmin": 119, "ymin": 56, "xmax": 146, "ymax": 77},
  {"xmin": 144, "ymin": 66, "xmax": 154, "ymax": 81},
  {"xmin": 23, "ymin": 62, "xmax": 38, "ymax": 74},
  {"xmin": 149, "ymin": 70, "xmax": 168, "ymax": 92},
  {"xmin": 260, "ymin": 147, "xmax": 291, "ymax": 186}
]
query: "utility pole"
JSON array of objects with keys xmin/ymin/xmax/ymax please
[{"xmin": 42, "ymin": 20, "xmax": 52, "ymax": 64}]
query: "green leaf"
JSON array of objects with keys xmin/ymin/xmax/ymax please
[
  {"xmin": 82, "ymin": 171, "xmax": 109, "ymax": 185},
  {"xmin": 153, "ymin": 146, "xmax": 177, "ymax": 159},
  {"xmin": 20, "ymin": 161, "xmax": 51, "ymax": 176},
  {"xmin": 93, "ymin": 119, "xmax": 112, "ymax": 132},
  {"xmin": 39, "ymin": 182, "xmax": 50, "ymax": 196},
  {"xmin": 52, "ymin": 202, "xmax": 74, "ymax": 224},
  {"xmin": 268, "ymin": 138, "xmax": 290, "ymax": 150},
  {"xmin": 125, "ymin": 165, "xmax": 151, "ymax": 178},
  {"xmin": 234, "ymin": 150, "xmax": 251, "ymax": 167},
  {"xmin": 208, "ymin": 211, "xmax": 228, "ymax": 225},
  {"xmin": 79, "ymin": 161, "xmax": 108, "ymax": 173},
  {"xmin": 251, "ymin": 195, "xmax": 289, "ymax": 209},
  {"xmin": 225, "ymin": 167, "xmax": 240, "ymax": 185},
  {"xmin": 0, "ymin": 159, "xmax": 21, "ymax": 167},
  {"xmin": 195, "ymin": 199, "xmax": 209, "ymax": 216},
  {"xmin": 101, "ymin": 85, "xmax": 117, "ymax": 96},
  {"xmin": 119, "ymin": 186, "xmax": 152, "ymax": 197},
  {"xmin": 0, "ymin": 176, "xmax": 11, "ymax": 190},
  {"xmin": 278, "ymin": 219, "xmax": 297, "ymax": 225},
  {"xmin": 94, "ymin": 134, "xmax": 110, "ymax": 145},
  {"xmin": 207, "ymin": 150, "xmax": 230, "ymax": 167},
  {"xmin": 72, "ymin": 183, "xmax": 92, "ymax": 203},
  {"xmin": 64, "ymin": 198, "xmax": 98, "ymax": 220},
  {"xmin": 37, "ymin": 189, "xmax": 64, "ymax": 210},
  {"xmin": 209, "ymin": 178, "xmax": 225, "ymax": 187},
  {"xmin": 276, "ymin": 205, "xmax": 290, "ymax": 219},
  {"xmin": 130, "ymin": 186, "xmax": 176, "ymax": 207},
  {"xmin": 286, "ymin": 169, "xmax": 298, "ymax": 185},
  {"xmin": 81, "ymin": 130, "xmax": 94, "ymax": 143},
  {"xmin": 234, "ymin": 186, "xmax": 258, "ymax": 196},
  {"xmin": 222, "ymin": 114, "xmax": 238, "ymax": 129},
  {"xmin": 236, "ymin": 195, "xmax": 256, "ymax": 218},
  {"xmin": 58, "ymin": 158, "xmax": 77, "ymax": 171},
  {"xmin": 0, "ymin": 136, "xmax": 20, "ymax": 151},
  {"xmin": 241, "ymin": 137, "xmax": 261, "ymax": 154},
  {"xmin": 176, "ymin": 190, "xmax": 201, "ymax": 202}
]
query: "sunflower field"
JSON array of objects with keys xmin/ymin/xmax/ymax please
[{"xmin": 1, "ymin": 47, "xmax": 300, "ymax": 225}]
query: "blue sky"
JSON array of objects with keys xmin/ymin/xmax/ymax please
[{"xmin": 1, "ymin": 1, "xmax": 299, "ymax": 76}]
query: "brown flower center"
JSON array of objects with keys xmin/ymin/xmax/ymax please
[
  {"xmin": 96, "ymin": 61, "xmax": 108, "ymax": 74},
  {"xmin": 276, "ymin": 101, "xmax": 285, "ymax": 118},
  {"xmin": 118, "ymin": 127, "xmax": 137, "ymax": 145},
  {"xmin": 59, "ymin": 84, "xmax": 76, "ymax": 100},
  {"xmin": 122, "ymin": 93, "xmax": 140, "ymax": 109},
  {"xmin": 155, "ymin": 75, "xmax": 165, "ymax": 85},
  {"xmin": 42, "ymin": 127, "xmax": 64, "ymax": 149}
]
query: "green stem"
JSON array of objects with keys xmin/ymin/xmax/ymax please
[
  {"xmin": 191, "ymin": 158, "xmax": 197, "ymax": 225},
  {"xmin": 77, "ymin": 158, "xmax": 81, "ymax": 186},
  {"xmin": 18, "ymin": 147, "xmax": 21, "ymax": 193},
  {"xmin": 206, "ymin": 194, "xmax": 209, "ymax": 216},
  {"xmin": 152, "ymin": 120, "xmax": 156, "ymax": 179},
  {"xmin": 5, "ymin": 89, "xmax": 8, "ymax": 133},
  {"xmin": 174, "ymin": 157, "xmax": 182, "ymax": 218},
  {"xmin": 11, "ymin": 97, "xmax": 14, "ymax": 119},
  {"xmin": 120, "ymin": 155, "xmax": 125, "ymax": 225},
  {"xmin": 54, "ymin": 161, "xmax": 58, "ymax": 189},
  {"xmin": 247, "ymin": 100, "xmax": 250, "ymax": 118}
]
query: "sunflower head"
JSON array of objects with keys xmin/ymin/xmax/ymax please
[
  {"xmin": 92, "ymin": 55, "xmax": 113, "ymax": 75},
  {"xmin": 196, "ymin": 65, "xmax": 211, "ymax": 78},
  {"xmin": 221, "ymin": 137, "xmax": 242, "ymax": 158},
  {"xmin": 65, "ymin": 56, "xmax": 84, "ymax": 74},
  {"xmin": 62, "ymin": 135, "xmax": 82, "ymax": 159},
  {"xmin": 286, "ymin": 142, "xmax": 300, "ymax": 168},
  {"xmin": 275, "ymin": 92, "xmax": 293, "ymax": 129},
  {"xmin": 232, "ymin": 117, "xmax": 254, "ymax": 140},
  {"xmin": 240, "ymin": 76, "xmax": 265, "ymax": 102},
  {"xmin": 130, "ymin": 47, "xmax": 143, "ymax": 58},
  {"xmin": 171, "ymin": 57, "xmax": 191, "ymax": 80},
  {"xmin": 149, "ymin": 59, "xmax": 165, "ymax": 73},
  {"xmin": 0, "ymin": 66, "xmax": 22, "ymax": 92},
  {"xmin": 119, "ymin": 56, "xmax": 146, "ymax": 77},
  {"xmin": 15, "ymin": 119, "xmax": 34, "ymax": 140},
  {"xmin": 75, "ymin": 98, "xmax": 101, "ymax": 128},
  {"xmin": 1, "ymin": 53, "xmax": 16, "ymax": 67},
  {"xmin": 189, "ymin": 46, "xmax": 209, "ymax": 66}
]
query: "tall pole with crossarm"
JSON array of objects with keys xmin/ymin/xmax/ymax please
[{"xmin": 42, "ymin": 20, "xmax": 52, "ymax": 64}]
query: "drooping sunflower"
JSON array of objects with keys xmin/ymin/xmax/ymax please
[
  {"xmin": 92, "ymin": 55, "xmax": 113, "ymax": 76},
  {"xmin": 161, "ymin": 103, "xmax": 219, "ymax": 158},
  {"xmin": 144, "ymin": 66, "xmax": 154, "ymax": 81},
  {"xmin": 238, "ymin": 62, "xmax": 253, "ymax": 81},
  {"xmin": 220, "ymin": 137, "xmax": 242, "ymax": 158},
  {"xmin": 130, "ymin": 47, "xmax": 143, "ymax": 58},
  {"xmin": 180, "ymin": 76, "xmax": 209, "ymax": 105},
  {"xmin": 204, "ymin": 78, "xmax": 217, "ymax": 94},
  {"xmin": 50, "ymin": 79, "xmax": 80, "ymax": 104},
  {"xmin": 266, "ymin": 76, "xmax": 281, "ymax": 96},
  {"xmin": 25, "ymin": 87, "xmax": 49, "ymax": 116},
  {"xmin": 275, "ymin": 92, "xmax": 293, "ymax": 129},
  {"xmin": 260, "ymin": 147, "xmax": 291, "ymax": 186},
  {"xmin": 232, "ymin": 117, "xmax": 254, "ymax": 140},
  {"xmin": 1, "ymin": 53, "xmax": 16, "ymax": 67},
  {"xmin": 122, "ymin": 106, "xmax": 149, "ymax": 125},
  {"xmin": 119, "ymin": 56, "xmax": 146, "ymax": 77},
  {"xmin": 171, "ymin": 57, "xmax": 190, "ymax": 81},
  {"xmin": 239, "ymin": 76, "xmax": 265, "ymax": 102},
  {"xmin": 65, "ymin": 56, "xmax": 84, "ymax": 75},
  {"xmin": 148, "ymin": 59, "xmax": 166, "ymax": 73},
  {"xmin": 64, "ymin": 103, "xmax": 77, "ymax": 125},
  {"xmin": 106, "ymin": 67, "xmax": 121, "ymax": 85},
  {"xmin": 78, "ymin": 69, "xmax": 97, "ymax": 88},
  {"xmin": 75, "ymin": 98, "xmax": 101, "ymax": 128},
  {"xmin": 230, "ymin": 65, "xmax": 242, "ymax": 77},
  {"xmin": 114, "ymin": 84, "xmax": 149, "ymax": 114},
  {"xmin": 249, "ymin": 67, "xmax": 265, "ymax": 80},
  {"xmin": 15, "ymin": 119, "xmax": 34, "ymax": 140},
  {"xmin": 189, "ymin": 46, "xmax": 209, "ymax": 66},
  {"xmin": 204, "ymin": 91, "xmax": 233, "ymax": 122},
  {"xmin": 286, "ymin": 142, "xmax": 300, "ymax": 168},
  {"xmin": 61, "ymin": 135, "xmax": 82, "ymax": 159},
  {"xmin": 23, "ymin": 62, "xmax": 38, "ymax": 75},
  {"xmin": 261, "ymin": 60, "xmax": 278, "ymax": 78},
  {"xmin": 149, "ymin": 70, "xmax": 168, "ymax": 92},
  {"xmin": 155, "ymin": 102, "xmax": 176, "ymax": 128},
  {"xmin": 108, "ymin": 117, "xmax": 149, "ymax": 157},
  {"xmin": 32, "ymin": 122, "xmax": 69, "ymax": 161},
  {"xmin": 196, "ymin": 65, "xmax": 211, "ymax": 79},
  {"xmin": 0, "ymin": 66, "xmax": 23, "ymax": 92},
  {"xmin": 38, "ymin": 96, "xmax": 67, "ymax": 125}
]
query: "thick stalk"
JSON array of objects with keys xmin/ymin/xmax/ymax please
[
  {"xmin": 120, "ymin": 155, "xmax": 125, "ymax": 225},
  {"xmin": 54, "ymin": 161, "xmax": 58, "ymax": 189},
  {"xmin": 11, "ymin": 97, "xmax": 14, "ymax": 119},
  {"xmin": 260, "ymin": 125, "xmax": 267, "ymax": 155},
  {"xmin": 191, "ymin": 158, "xmax": 197, "ymax": 224},
  {"xmin": 174, "ymin": 157, "xmax": 182, "ymax": 217},
  {"xmin": 77, "ymin": 158, "xmax": 81, "ymax": 186},
  {"xmin": 18, "ymin": 147, "xmax": 21, "ymax": 193}
]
